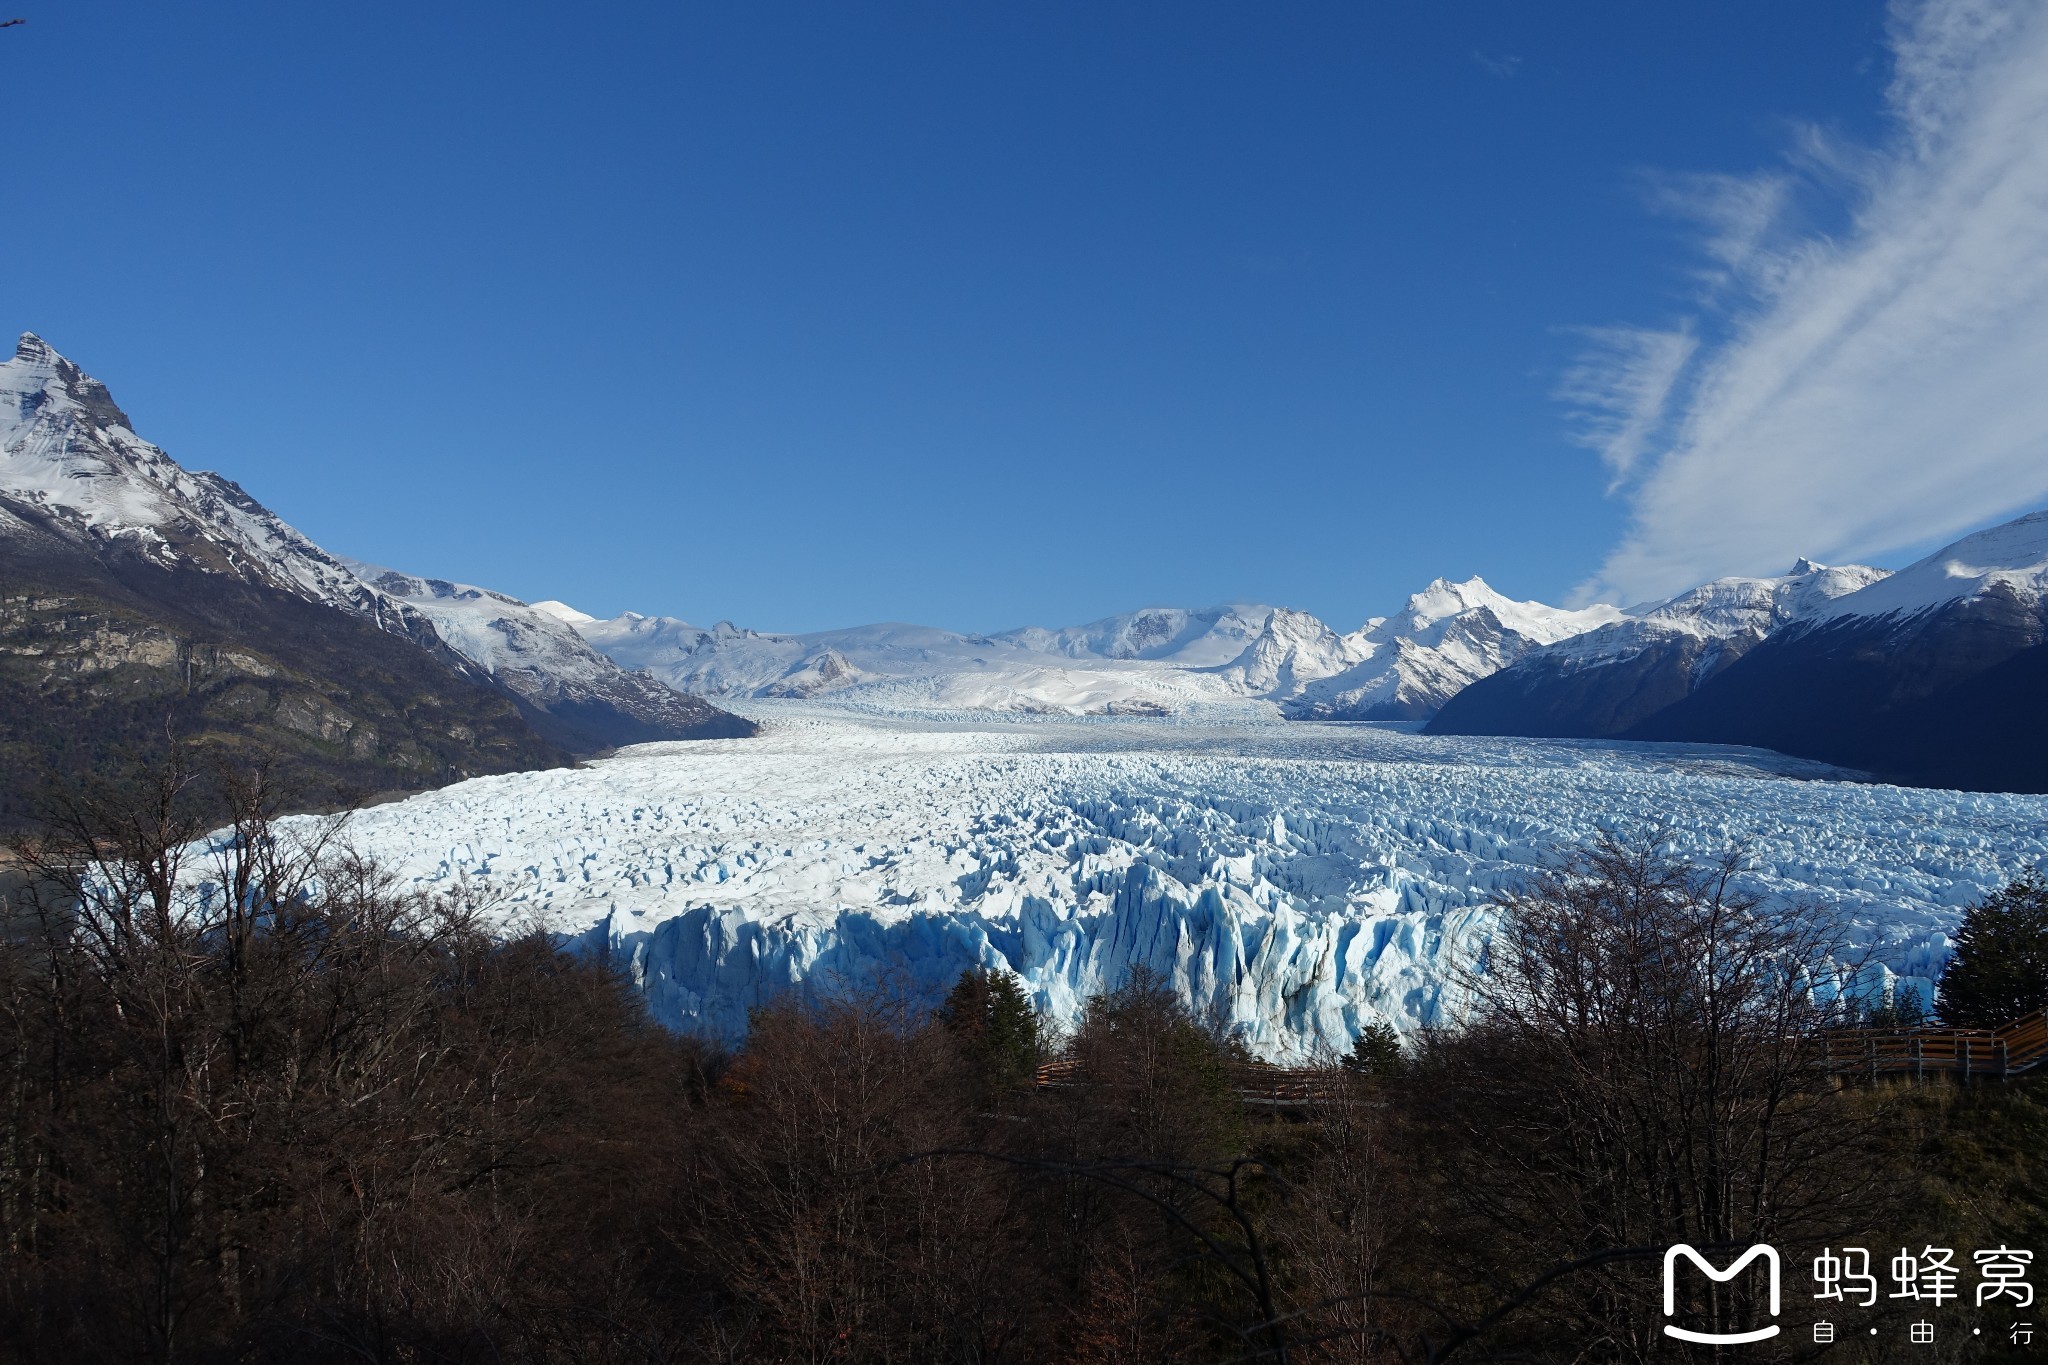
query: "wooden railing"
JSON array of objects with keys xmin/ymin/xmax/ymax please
[
  {"xmin": 1824, "ymin": 1008, "xmax": 2048, "ymax": 1082},
  {"xmin": 1035, "ymin": 1010, "xmax": 2048, "ymax": 1102},
  {"xmin": 1033, "ymin": 1058, "xmax": 1357, "ymax": 1112}
]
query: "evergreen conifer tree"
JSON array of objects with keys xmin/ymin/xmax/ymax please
[
  {"xmin": 938, "ymin": 966, "xmax": 1042, "ymax": 1092},
  {"xmin": 1934, "ymin": 869, "xmax": 2048, "ymax": 1028},
  {"xmin": 1344, "ymin": 1020, "xmax": 1404, "ymax": 1076}
]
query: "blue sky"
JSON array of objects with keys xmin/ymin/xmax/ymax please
[{"xmin": 10, "ymin": 1, "xmax": 2043, "ymax": 632}]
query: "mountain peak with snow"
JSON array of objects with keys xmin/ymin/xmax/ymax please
[
  {"xmin": 1, "ymin": 335, "xmax": 426, "ymax": 622},
  {"xmin": 531, "ymin": 599, "xmax": 598, "ymax": 626},
  {"xmin": 1399, "ymin": 576, "xmax": 1503, "ymax": 626},
  {"xmin": 1811, "ymin": 509, "xmax": 2048, "ymax": 624}
]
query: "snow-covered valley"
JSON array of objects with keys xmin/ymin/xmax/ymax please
[{"xmin": 291, "ymin": 704, "xmax": 2048, "ymax": 1060}]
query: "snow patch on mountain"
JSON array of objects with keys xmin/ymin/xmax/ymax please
[
  {"xmin": 354, "ymin": 566, "xmax": 637, "ymax": 696},
  {"xmin": 1810, "ymin": 510, "xmax": 2048, "ymax": 624},
  {"xmin": 283, "ymin": 707, "xmax": 2044, "ymax": 1059},
  {"xmin": 353, "ymin": 566, "xmax": 750, "ymax": 743},
  {"xmin": 531, "ymin": 599, "xmax": 597, "ymax": 626}
]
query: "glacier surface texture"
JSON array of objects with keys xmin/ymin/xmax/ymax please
[{"xmin": 292, "ymin": 705, "xmax": 2048, "ymax": 1060}]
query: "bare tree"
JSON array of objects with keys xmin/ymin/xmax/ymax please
[{"xmin": 1403, "ymin": 830, "xmax": 1898, "ymax": 1360}]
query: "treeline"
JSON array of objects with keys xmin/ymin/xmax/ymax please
[{"xmin": 1, "ymin": 760, "xmax": 2043, "ymax": 1362}]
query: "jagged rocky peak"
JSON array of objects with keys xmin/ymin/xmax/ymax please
[
  {"xmin": 2, "ymin": 333, "xmax": 402, "ymax": 620},
  {"xmin": 8, "ymin": 332, "xmax": 136, "ymax": 436}
]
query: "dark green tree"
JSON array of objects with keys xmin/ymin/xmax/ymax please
[
  {"xmin": 938, "ymin": 965, "xmax": 1043, "ymax": 1093},
  {"xmin": 1858, "ymin": 988, "xmax": 1929, "ymax": 1031},
  {"xmin": 1935, "ymin": 868, "xmax": 2048, "ymax": 1028},
  {"xmin": 1344, "ymin": 1019, "xmax": 1403, "ymax": 1076}
]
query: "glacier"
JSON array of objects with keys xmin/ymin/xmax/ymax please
[
  {"xmin": 281, "ymin": 703, "xmax": 2048, "ymax": 1060},
  {"xmin": 552, "ymin": 582, "xmax": 1630, "ymax": 722}
]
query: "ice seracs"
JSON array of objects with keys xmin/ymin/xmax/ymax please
[{"xmin": 289, "ymin": 705, "xmax": 2048, "ymax": 1059}]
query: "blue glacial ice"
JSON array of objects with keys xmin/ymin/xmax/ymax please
[{"xmin": 290, "ymin": 704, "xmax": 2048, "ymax": 1060}]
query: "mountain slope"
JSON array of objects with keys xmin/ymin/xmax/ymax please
[
  {"xmin": 352, "ymin": 568, "xmax": 756, "ymax": 749},
  {"xmin": 1427, "ymin": 561, "xmax": 1888, "ymax": 739},
  {"xmin": 0, "ymin": 503, "xmax": 565, "ymax": 818},
  {"xmin": 0, "ymin": 332, "xmax": 742, "ymax": 818},
  {"xmin": 1621, "ymin": 513, "xmax": 2048, "ymax": 790}
]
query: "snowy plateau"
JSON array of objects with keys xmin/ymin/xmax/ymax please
[{"xmin": 282, "ymin": 703, "xmax": 2048, "ymax": 1061}]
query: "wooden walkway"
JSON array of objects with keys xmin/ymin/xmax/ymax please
[
  {"xmin": 1033, "ymin": 1058, "xmax": 1350, "ymax": 1111},
  {"xmin": 1034, "ymin": 1009, "xmax": 2048, "ymax": 1104},
  {"xmin": 1824, "ymin": 1008, "xmax": 2048, "ymax": 1082}
]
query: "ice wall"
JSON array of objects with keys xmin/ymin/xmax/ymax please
[{"xmin": 293, "ymin": 707, "xmax": 2048, "ymax": 1060}]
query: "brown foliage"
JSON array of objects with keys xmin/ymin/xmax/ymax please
[
  {"xmin": 3, "ymin": 765, "xmax": 2020, "ymax": 1365},
  {"xmin": 0, "ymin": 755, "xmax": 700, "ymax": 1363}
]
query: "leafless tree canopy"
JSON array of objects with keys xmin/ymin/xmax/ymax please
[
  {"xmin": 1403, "ymin": 832, "xmax": 1902, "ymax": 1361},
  {"xmin": 0, "ymin": 766, "xmax": 2028, "ymax": 1364}
]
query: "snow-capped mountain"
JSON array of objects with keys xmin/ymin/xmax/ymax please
[
  {"xmin": 1619, "ymin": 512, "xmax": 2048, "ymax": 791},
  {"xmin": 1429, "ymin": 511, "xmax": 2048, "ymax": 792},
  {"xmin": 0, "ymin": 333, "xmax": 748, "ymax": 816},
  {"xmin": 1206, "ymin": 607, "xmax": 1370, "ymax": 696},
  {"xmin": 1285, "ymin": 577, "xmax": 1624, "ymax": 721},
  {"xmin": 995, "ymin": 604, "xmax": 1273, "ymax": 666},
  {"xmin": 554, "ymin": 587, "xmax": 1625, "ymax": 721},
  {"xmin": 0, "ymin": 333, "xmax": 445, "ymax": 647},
  {"xmin": 351, "ymin": 566, "xmax": 755, "ymax": 749},
  {"xmin": 564, "ymin": 608, "xmax": 1278, "ymax": 714},
  {"xmin": 1429, "ymin": 560, "xmax": 1889, "ymax": 739},
  {"xmin": 1805, "ymin": 510, "xmax": 2048, "ymax": 625}
]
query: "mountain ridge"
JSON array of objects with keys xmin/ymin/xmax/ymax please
[
  {"xmin": 1430, "ymin": 514, "xmax": 2048, "ymax": 791},
  {"xmin": 0, "ymin": 333, "xmax": 750, "ymax": 820}
]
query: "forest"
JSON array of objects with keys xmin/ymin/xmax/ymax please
[{"xmin": 0, "ymin": 755, "xmax": 2043, "ymax": 1363}]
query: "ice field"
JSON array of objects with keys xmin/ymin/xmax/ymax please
[{"xmin": 294, "ymin": 704, "xmax": 2048, "ymax": 1060}]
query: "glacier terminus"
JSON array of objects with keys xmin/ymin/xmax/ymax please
[{"xmin": 286, "ymin": 703, "xmax": 2048, "ymax": 1060}]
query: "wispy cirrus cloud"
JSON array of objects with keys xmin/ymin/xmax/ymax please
[
  {"xmin": 1556, "ymin": 325, "xmax": 1696, "ymax": 484},
  {"xmin": 1571, "ymin": 0, "xmax": 2048, "ymax": 605}
]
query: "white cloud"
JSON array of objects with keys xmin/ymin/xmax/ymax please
[
  {"xmin": 1577, "ymin": 0, "xmax": 2048, "ymax": 605},
  {"xmin": 1556, "ymin": 325, "xmax": 1696, "ymax": 481}
]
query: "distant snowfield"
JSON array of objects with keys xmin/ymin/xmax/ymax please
[{"xmin": 295, "ymin": 703, "xmax": 2048, "ymax": 1060}]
